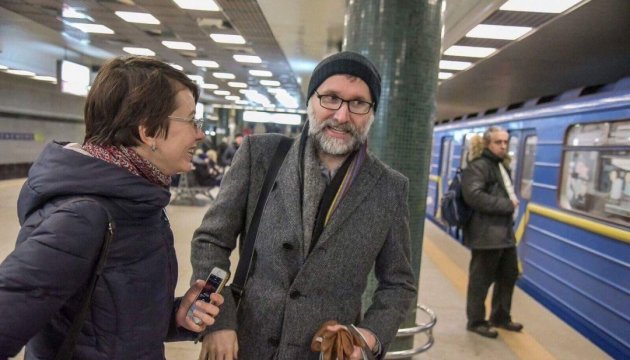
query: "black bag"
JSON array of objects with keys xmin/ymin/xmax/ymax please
[{"xmin": 440, "ymin": 168, "xmax": 473, "ymax": 227}]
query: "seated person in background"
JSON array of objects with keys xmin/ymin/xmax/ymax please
[{"xmin": 0, "ymin": 55, "xmax": 223, "ymax": 359}]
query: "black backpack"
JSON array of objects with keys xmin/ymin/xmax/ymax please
[{"xmin": 440, "ymin": 168, "xmax": 473, "ymax": 227}]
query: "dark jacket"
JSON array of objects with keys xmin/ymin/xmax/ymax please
[
  {"xmin": 461, "ymin": 148, "xmax": 516, "ymax": 249},
  {"xmin": 0, "ymin": 142, "xmax": 192, "ymax": 359}
]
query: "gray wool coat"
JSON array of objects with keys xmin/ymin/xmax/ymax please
[{"xmin": 191, "ymin": 133, "xmax": 416, "ymax": 360}]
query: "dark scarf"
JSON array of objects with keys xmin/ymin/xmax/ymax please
[
  {"xmin": 83, "ymin": 143, "xmax": 171, "ymax": 187},
  {"xmin": 299, "ymin": 121, "xmax": 368, "ymax": 253}
]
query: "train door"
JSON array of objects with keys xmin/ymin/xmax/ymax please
[{"xmin": 508, "ymin": 129, "xmax": 538, "ymax": 226}]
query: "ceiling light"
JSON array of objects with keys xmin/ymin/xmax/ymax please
[
  {"xmin": 439, "ymin": 60, "xmax": 472, "ymax": 71},
  {"xmin": 123, "ymin": 47, "xmax": 155, "ymax": 56},
  {"xmin": 187, "ymin": 74, "xmax": 204, "ymax": 84},
  {"xmin": 169, "ymin": 63, "xmax": 183, "ymax": 71},
  {"xmin": 235, "ymin": 100, "xmax": 249, "ymax": 105},
  {"xmin": 438, "ymin": 72, "xmax": 453, "ymax": 80},
  {"xmin": 0, "ymin": 65, "xmax": 8, "ymax": 70},
  {"xmin": 466, "ymin": 24, "xmax": 532, "ymax": 40},
  {"xmin": 115, "ymin": 11, "xmax": 160, "ymax": 24},
  {"xmin": 444, "ymin": 45, "xmax": 496, "ymax": 58},
  {"xmin": 173, "ymin": 0, "xmax": 220, "ymax": 11},
  {"xmin": 201, "ymin": 83, "xmax": 219, "ymax": 89},
  {"xmin": 233, "ymin": 55, "xmax": 262, "ymax": 63},
  {"xmin": 227, "ymin": 82, "xmax": 248, "ymax": 88},
  {"xmin": 192, "ymin": 60, "xmax": 219, "ymax": 68},
  {"xmin": 210, "ymin": 34, "xmax": 246, "ymax": 44},
  {"xmin": 6, "ymin": 69, "xmax": 36, "ymax": 77},
  {"xmin": 260, "ymin": 80, "xmax": 280, "ymax": 86},
  {"xmin": 500, "ymin": 0, "xmax": 583, "ymax": 13},
  {"xmin": 214, "ymin": 90, "xmax": 230, "ymax": 96},
  {"xmin": 226, "ymin": 95, "xmax": 241, "ymax": 101},
  {"xmin": 249, "ymin": 70, "xmax": 273, "ymax": 77},
  {"xmin": 33, "ymin": 75, "xmax": 58, "ymax": 82},
  {"xmin": 68, "ymin": 23, "xmax": 115, "ymax": 34},
  {"xmin": 213, "ymin": 72, "xmax": 235, "ymax": 79},
  {"xmin": 62, "ymin": 5, "xmax": 92, "ymax": 20},
  {"xmin": 162, "ymin": 41, "xmax": 196, "ymax": 50}
]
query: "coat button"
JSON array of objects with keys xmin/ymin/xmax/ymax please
[
  {"xmin": 268, "ymin": 337, "xmax": 280, "ymax": 346},
  {"xmin": 289, "ymin": 290, "xmax": 301, "ymax": 299},
  {"xmin": 282, "ymin": 242, "xmax": 294, "ymax": 250}
]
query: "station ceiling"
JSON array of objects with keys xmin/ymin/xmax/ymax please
[{"xmin": 0, "ymin": 0, "xmax": 628, "ymax": 121}]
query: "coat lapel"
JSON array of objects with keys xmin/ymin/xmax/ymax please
[{"xmin": 273, "ymin": 139, "xmax": 304, "ymax": 244}]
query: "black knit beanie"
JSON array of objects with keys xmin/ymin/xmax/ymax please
[{"xmin": 306, "ymin": 51, "xmax": 381, "ymax": 111}]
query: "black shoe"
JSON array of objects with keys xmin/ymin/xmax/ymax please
[
  {"xmin": 467, "ymin": 324, "xmax": 498, "ymax": 338},
  {"xmin": 491, "ymin": 321, "xmax": 523, "ymax": 332}
]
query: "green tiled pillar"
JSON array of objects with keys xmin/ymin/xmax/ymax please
[{"xmin": 344, "ymin": 0, "xmax": 443, "ymax": 355}]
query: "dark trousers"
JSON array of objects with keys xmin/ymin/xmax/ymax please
[{"xmin": 466, "ymin": 246, "xmax": 519, "ymax": 327}]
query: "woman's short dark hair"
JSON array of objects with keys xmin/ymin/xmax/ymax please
[{"xmin": 84, "ymin": 56, "xmax": 199, "ymax": 146}]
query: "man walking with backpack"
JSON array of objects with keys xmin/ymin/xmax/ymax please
[{"xmin": 461, "ymin": 126, "xmax": 523, "ymax": 338}]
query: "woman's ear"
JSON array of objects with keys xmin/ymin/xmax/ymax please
[{"xmin": 138, "ymin": 124, "xmax": 157, "ymax": 152}]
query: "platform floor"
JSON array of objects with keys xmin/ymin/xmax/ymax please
[{"xmin": 0, "ymin": 178, "xmax": 610, "ymax": 359}]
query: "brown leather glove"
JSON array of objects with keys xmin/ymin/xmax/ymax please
[{"xmin": 310, "ymin": 320, "xmax": 374, "ymax": 360}]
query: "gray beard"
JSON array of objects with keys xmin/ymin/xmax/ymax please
[{"xmin": 306, "ymin": 104, "xmax": 373, "ymax": 156}]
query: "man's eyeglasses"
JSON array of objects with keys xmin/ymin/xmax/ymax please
[
  {"xmin": 315, "ymin": 91, "xmax": 373, "ymax": 115},
  {"xmin": 168, "ymin": 115, "xmax": 204, "ymax": 131}
]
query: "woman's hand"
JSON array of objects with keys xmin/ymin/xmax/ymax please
[
  {"xmin": 175, "ymin": 279, "xmax": 224, "ymax": 332},
  {"xmin": 198, "ymin": 329, "xmax": 239, "ymax": 360}
]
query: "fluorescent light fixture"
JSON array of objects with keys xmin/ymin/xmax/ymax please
[
  {"xmin": 225, "ymin": 95, "xmax": 241, "ymax": 101},
  {"xmin": 273, "ymin": 92, "xmax": 299, "ymax": 109},
  {"xmin": 466, "ymin": 24, "xmax": 532, "ymax": 40},
  {"xmin": 6, "ymin": 69, "xmax": 36, "ymax": 76},
  {"xmin": 260, "ymin": 80, "xmax": 280, "ymax": 86},
  {"xmin": 438, "ymin": 72, "xmax": 453, "ymax": 80},
  {"xmin": 214, "ymin": 90, "xmax": 230, "ymax": 96},
  {"xmin": 249, "ymin": 69, "xmax": 273, "ymax": 77},
  {"xmin": 173, "ymin": 0, "xmax": 220, "ymax": 11},
  {"xmin": 235, "ymin": 100, "xmax": 249, "ymax": 105},
  {"xmin": 192, "ymin": 60, "xmax": 219, "ymax": 68},
  {"xmin": 115, "ymin": 11, "xmax": 160, "ymax": 24},
  {"xmin": 62, "ymin": 5, "xmax": 92, "ymax": 20},
  {"xmin": 169, "ymin": 63, "xmax": 183, "ymax": 71},
  {"xmin": 439, "ymin": 60, "xmax": 472, "ymax": 71},
  {"xmin": 212, "ymin": 72, "xmax": 235, "ymax": 79},
  {"xmin": 162, "ymin": 41, "xmax": 196, "ymax": 50},
  {"xmin": 500, "ymin": 0, "xmax": 583, "ymax": 13},
  {"xmin": 187, "ymin": 74, "xmax": 204, "ymax": 84},
  {"xmin": 210, "ymin": 34, "xmax": 246, "ymax": 44},
  {"xmin": 233, "ymin": 55, "xmax": 262, "ymax": 63},
  {"xmin": 201, "ymin": 83, "xmax": 219, "ymax": 90},
  {"xmin": 68, "ymin": 23, "xmax": 114, "ymax": 34},
  {"xmin": 444, "ymin": 45, "xmax": 496, "ymax": 58},
  {"xmin": 33, "ymin": 75, "xmax": 58, "ymax": 82},
  {"xmin": 123, "ymin": 47, "xmax": 155, "ymax": 56},
  {"xmin": 195, "ymin": 102, "xmax": 204, "ymax": 119},
  {"xmin": 227, "ymin": 82, "xmax": 248, "ymax": 88},
  {"xmin": 243, "ymin": 90, "xmax": 271, "ymax": 106},
  {"xmin": 59, "ymin": 60, "xmax": 90, "ymax": 96},
  {"xmin": 243, "ymin": 111, "xmax": 301, "ymax": 125}
]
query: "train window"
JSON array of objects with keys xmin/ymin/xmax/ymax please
[
  {"xmin": 508, "ymin": 135, "xmax": 519, "ymax": 176},
  {"xmin": 520, "ymin": 136, "xmax": 538, "ymax": 200},
  {"xmin": 440, "ymin": 137, "xmax": 454, "ymax": 182},
  {"xmin": 560, "ymin": 120, "xmax": 630, "ymax": 227}
]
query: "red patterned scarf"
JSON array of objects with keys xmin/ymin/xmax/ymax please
[{"xmin": 83, "ymin": 143, "xmax": 171, "ymax": 187}]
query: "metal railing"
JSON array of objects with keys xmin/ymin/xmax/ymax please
[{"xmin": 385, "ymin": 305, "xmax": 437, "ymax": 359}]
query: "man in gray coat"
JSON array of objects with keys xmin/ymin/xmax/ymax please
[
  {"xmin": 191, "ymin": 51, "xmax": 416, "ymax": 360},
  {"xmin": 461, "ymin": 126, "xmax": 524, "ymax": 339}
]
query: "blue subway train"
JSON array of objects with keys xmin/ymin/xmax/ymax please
[{"xmin": 426, "ymin": 77, "xmax": 630, "ymax": 359}]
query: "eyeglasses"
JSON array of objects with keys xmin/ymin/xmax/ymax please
[
  {"xmin": 168, "ymin": 115, "xmax": 204, "ymax": 131},
  {"xmin": 315, "ymin": 91, "xmax": 373, "ymax": 115}
]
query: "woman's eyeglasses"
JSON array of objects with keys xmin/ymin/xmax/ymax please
[{"xmin": 168, "ymin": 115, "xmax": 204, "ymax": 131}]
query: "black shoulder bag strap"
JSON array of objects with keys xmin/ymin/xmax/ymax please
[
  {"xmin": 54, "ymin": 200, "xmax": 115, "ymax": 360},
  {"xmin": 231, "ymin": 137, "xmax": 293, "ymax": 307}
]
